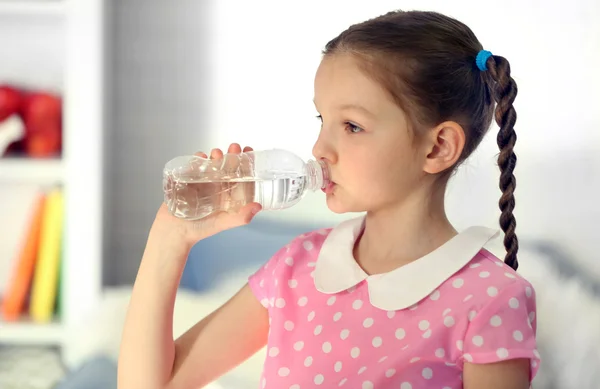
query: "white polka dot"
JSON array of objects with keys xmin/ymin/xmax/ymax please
[
  {"xmin": 284, "ymin": 321, "xmax": 294, "ymax": 331},
  {"xmin": 452, "ymin": 278, "xmax": 464, "ymax": 288},
  {"xmin": 435, "ymin": 348, "xmax": 445, "ymax": 358},
  {"xmin": 529, "ymin": 311, "xmax": 536, "ymax": 323},
  {"xmin": 363, "ymin": 318, "xmax": 374, "ymax": 328},
  {"xmin": 333, "ymin": 312, "xmax": 342, "ymax": 321},
  {"xmin": 362, "ymin": 381, "xmax": 373, "ymax": 389},
  {"xmin": 284, "ymin": 257, "xmax": 294, "ymax": 266},
  {"xmin": 339, "ymin": 378, "xmax": 347, "ymax": 386},
  {"xmin": 314, "ymin": 374, "xmax": 324, "ymax": 385},
  {"xmin": 308, "ymin": 311, "xmax": 316, "ymax": 321},
  {"xmin": 513, "ymin": 330, "xmax": 524, "ymax": 342},
  {"xmin": 327, "ymin": 296, "xmax": 336, "ymax": 305},
  {"xmin": 463, "ymin": 353, "xmax": 473, "ymax": 362},
  {"xmin": 495, "ymin": 260, "xmax": 504, "ymax": 267},
  {"xmin": 385, "ymin": 368, "xmax": 396, "ymax": 377},
  {"xmin": 274, "ymin": 279, "xmax": 278, "ymax": 286},
  {"xmin": 310, "ymin": 270, "xmax": 315, "ymax": 278},
  {"xmin": 469, "ymin": 263, "xmax": 481, "ymax": 268},
  {"xmin": 410, "ymin": 357, "xmax": 420, "ymax": 363},
  {"xmin": 275, "ymin": 298, "xmax": 286, "ymax": 308},
  {"xmin": 442, "ymin": 308, "xmax": 452, "ymax": 316},
  {"xmin": 347, "ymin": 285, "xmax": 357, "ymax": 293},
  {"xmin": 307, "ymin": 262, "xmax": 316, "ymax": 267},
  {"xmin": 340, "ymin": 329, "xmax": 350, "ymax": 340},
  {"xmin": 259, "ymin": 279, "xmax": 265, "ymax": 287},
  {"xmin": 487, "ymin": 286, "xmax": 498, "ymax": 297},
  {"xmin": 290, "ymin": 385, "xmax": 300, "ymax": 389},
  {"xmin": 422, "ymin": 329, "xmax": 432, "ymax": 338},
  {"xmin": 268, "ymin": 347, "xmax": 279, "ymax": 357},
  {"xmin": 358, "ymin": 366, "xmax": 367, "ymax": 375},
  {"xmin": 352, "ymin": 299, "xmax": 363, "ymax": 310},
  {"xmin": 409, "ymin": 303, "xmax": 419, "ymax": 311},
  {"xmin": 351, "ymin": 347, "xmax": 360, "ymax": 358},
  {"xmin": 387, "ymin": 311, "xmax": 396, "ymax": 318},
  {"xmin": 479, "ymin": 271, "xmax": 490, "ymax": 278},
  {"xmin": 334, "ymin": 361, "xmax": 342, "ymax": 372},
  {"xmin": 262, "ymin": 377, "xmax": 266, "ymax": 388},
  {"xmin": 322, "ymin": 342, "xmax": 332, "ymax": 353},
  {"xmin": 303, "ymin": 240, "xmax": 314, "ymax": 251},
  {"xmin": 269, "ymin": 297, "xmax": 274, "ymax": 307},
  {"xmin": 418, "ymin": 320, "xmax": 430, "ymax": 330},
  {"xmin": 297, "ymin": 297, "xmax": 308, "ymax": 306},
  {"xmin": 260, "ymin": 298, "xmax": 269, "ymax": 308},
  {"xmin": 526, "ymin": 286, "xmax": 532, "ymax": 297},
  {"xmin": 430, "ymin": 290, "xmax": 441, "ymax": 300},
  {"xmin": 472, "ymin": 335, "xmax": 484, "ymax": 347},
  {"xmin": 288, "ymin": 279, "xmax": 298, "ymax": 288},
  {"xmin": 293, "ymin": 341, "xmax": 304, "ymax": 351},
  {"xmin": 504, "ymin": 272, "xmax": 516, "ymax": 279},
  {"xmin": 278, "ymin": 367, "xmax": 290, "ymax": 377},
  {"xmin": 444, "ymin": 316, "xmax": 455, "ymax": 327},
  {"xmin": 372, "ymin": 337, "xmax": 383, "ymax": 347},
  {"xmin": 468, "ymin": 310, "xmax": 477, "ymax": 321},
  {"xmin": 422, "ymin": 367, "xmax": 433, "ymax": 379},
  {"xmin": 532, "ymin": 361, "xmax": 538, "ymax": 368},
  {"xmin": 395, "ymin": 328, "xmax": 406, "ymax": 339},
  {"xmin": 400, "ymin": 383, "xmax": 412, "ymax": 389},
  {"xmin": 509, "ymin": 297, "xmax": 520, "ymax": 309},
  {"xmin": 490, "ymin": 315, "xmax": 502, "ymax": 327},
  {"xmin": 456, "ymin": 340, "xmax": 464, "ymax": 351},
  {"xmin": 314, "ymin": 325, "xmax": 323, "ymax": 335},
  {"xmin": 533, "ymin": 349, "xmax": 541, "ymax": 359},
  {"xmin": 304, "ymin": 356, "xmax": 313, "ymax": 367},
  {"xmin": 497, "ymin": 348, "xmax": 509, "ymax": 359}
]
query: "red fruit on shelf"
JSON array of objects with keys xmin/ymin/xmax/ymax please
[{"xmin": 21, "ymin": 91, "xmax": 63, "ymax": 158}]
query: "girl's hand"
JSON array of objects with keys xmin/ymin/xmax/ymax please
[{"xmin": 149, "ymin": 143, "xmax": 262, "ymax": 251}]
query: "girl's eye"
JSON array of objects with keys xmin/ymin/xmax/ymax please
[
  {"xmin": 316, "ymin": 114, "xmax": 323, "ymax": 122},
  {"xmin": 346, "ymin": 122, "xmax": 364, "ymax": 133}
]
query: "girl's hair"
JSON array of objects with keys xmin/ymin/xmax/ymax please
[{"xmin": 324, "ymin": 10, "xmax": 519, "ymax": 270}]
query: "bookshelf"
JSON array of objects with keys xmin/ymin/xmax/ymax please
[{"xmin": 0, "ymin": 0, "xmax": 105, "ymax": 369}]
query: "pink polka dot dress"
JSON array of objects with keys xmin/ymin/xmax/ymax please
[{"xmin": 248, "ymin": 216, "xmax": 540, "ymax": 388}]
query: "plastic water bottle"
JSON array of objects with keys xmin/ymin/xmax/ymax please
[{"xmin": 163, "ymin": 149, "xmax": 331, "ymax": 220}]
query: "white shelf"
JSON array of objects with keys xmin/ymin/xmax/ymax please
[
  {"xmin": 0, "ymin": 319, "xmax": 63, "ymax": 345},
  {"xmin": 0, "ymin": 157, "xmax": 64, "ymax": 184},
  {"xmin": 0, "ymin": 1, "xmax": 65, "ymax": 16}
]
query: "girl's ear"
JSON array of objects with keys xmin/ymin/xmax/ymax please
[{"xmin": 422, "ymin": 121, "xmax": 465, "ymax": 174}]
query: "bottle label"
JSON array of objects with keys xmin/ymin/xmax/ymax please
[{"xmin": 287, "ymin": 176, "xmax": 306, "ymax": 203}]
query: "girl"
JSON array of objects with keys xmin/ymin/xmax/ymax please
[{"xmin": 118, "ymin": 10, "xmax": 540, "ymax": 389}]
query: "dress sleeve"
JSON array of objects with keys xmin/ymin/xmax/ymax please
[
  {"xmin": 248, "ymin": 245, "xmax": 287, "ymax": 309},
  {"xmin": 461, "ymin": 280, "xmax": 541, "ymax": 381}
]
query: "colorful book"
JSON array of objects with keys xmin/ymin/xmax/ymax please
[
  {"xmin": 29, "ymin": 187, "xmax": 63, "ymax": 323},
  {"xmin": 1, "ymin": 192, "xmax": 46, "ymax": 321}
]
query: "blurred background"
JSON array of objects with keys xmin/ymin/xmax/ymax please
[{"xmin": 0, "ymin": 0, "xmax": 598, "ymax": 388}]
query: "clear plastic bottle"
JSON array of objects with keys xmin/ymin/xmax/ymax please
[{"xmin": 163, "ymin": 149, "xmax": 330, "ymax": 220}]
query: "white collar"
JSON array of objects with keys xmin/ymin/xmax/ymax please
[{"xmin": 313, "ymin": 216, "xmax": 500, "ymax": 311}]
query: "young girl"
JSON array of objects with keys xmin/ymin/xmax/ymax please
[{"xmin": 118, "ymin": 10, "xmax": 540, "ymax": 389}]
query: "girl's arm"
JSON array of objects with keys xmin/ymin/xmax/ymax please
[
  {"xmin": 117, "ymin": 235, "xmax": 268, "ymax": 389},
  {"xmin": 463, "ymin": 359, "xmax": 531, "ymax": 389}
]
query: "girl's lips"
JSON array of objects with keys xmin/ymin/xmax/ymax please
[{"xmin": 322, "ymin": 182, "xmax": 336, "ymax": 194}]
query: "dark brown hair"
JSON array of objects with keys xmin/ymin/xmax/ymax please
[{"xmin": 324, "ymin": 10, "xmax": 519, "ymax": 270}]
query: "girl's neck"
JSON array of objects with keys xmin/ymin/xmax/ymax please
[{"xmin": 354, "ymin": 187, "xmax": 457, "ymax": 275}]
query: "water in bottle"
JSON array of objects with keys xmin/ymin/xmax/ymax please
[{"xmin": 163, "ymin": 149, "xmax": 330, "ymax": 220}]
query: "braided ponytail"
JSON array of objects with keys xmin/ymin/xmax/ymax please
[{"xmin": 485, "ymin": 55, "xmax": 519, "ymax": 270}]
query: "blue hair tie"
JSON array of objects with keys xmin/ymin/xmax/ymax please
[{"xmin": 476, "ymin": 50, "xmax": 493, "ymax": 71}]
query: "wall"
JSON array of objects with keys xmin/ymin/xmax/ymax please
[{"xmin": 103, "ymin": 0, "xmax": 212, "ymax": 285}]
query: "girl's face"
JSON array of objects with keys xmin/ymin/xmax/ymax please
[{"xmin": 312, "ymin": 53, "xmax": 429, "ymax": 215}]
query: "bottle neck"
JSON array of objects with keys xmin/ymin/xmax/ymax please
[{"xmin": 306, "ymin": 159, "xmax": 330, "ymax": 191}]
